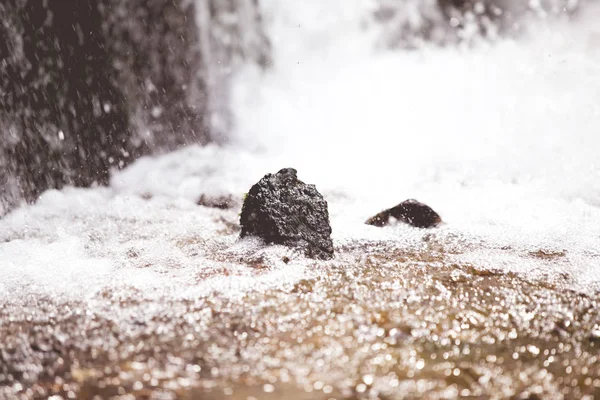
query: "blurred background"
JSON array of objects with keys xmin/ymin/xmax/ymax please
[{"xmin": 0, "ymin": 0, "xmax": 589, "ymax": 215}]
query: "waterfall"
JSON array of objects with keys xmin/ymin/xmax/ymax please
[
  {"xmin": 0, "ymin": 0, "xmax": 583, "ymax": 216},
  {"xmin": 195, "ymin": 0, "xmax": 270, "ymax": 143}
]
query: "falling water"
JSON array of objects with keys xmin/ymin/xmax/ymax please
[{"xmin": 195, "ymin": 0, "xmax": 270, "ymax": 143}]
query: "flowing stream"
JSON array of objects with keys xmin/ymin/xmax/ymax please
[{"xmin": 1, "ymin": 1, "xmax": 600, "ymax": 399}]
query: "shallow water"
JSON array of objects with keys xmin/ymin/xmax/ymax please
[{"xmin": 2, "ymin": 2, "xmax": 600, "ymax": 399}]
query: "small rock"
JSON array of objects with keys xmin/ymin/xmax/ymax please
[
  {"xmin": 239, "ymin": 168, "xmax": 334, "ymax": 260},
  {"xmin": 197, "ymin": 194, "xmax": 235, "ymax": 209},
  {"xmin": 366, "ymin": 199, "xmax": 442, "ymax": 228}
]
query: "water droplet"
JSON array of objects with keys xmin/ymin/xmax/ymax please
[{"xmin": 263, "ymin": 384, "xmax": 274, "ymax": 393}]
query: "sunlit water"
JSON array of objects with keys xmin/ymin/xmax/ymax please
[{"xmin": 2, "ymin": 2, "xmax": 600, "ymax": 399}]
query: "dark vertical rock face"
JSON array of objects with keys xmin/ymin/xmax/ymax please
[
  {"xmin": 240, "ymin": 168, "xmax": 334, "ymax": 260},
  {"xmin": 0, "ymin": 0, "xmax": 270, "ymax": 214},
  {"xmin": 101, "ymin": 0, "xmax": 270, "ymax": 148},
  {"xmin": 0, "ymin": 0, "xmax": 141, "ymax": 207},
  {"xmin": 101, "ymin": 0, "xmax": 210, "ymax": 150}
]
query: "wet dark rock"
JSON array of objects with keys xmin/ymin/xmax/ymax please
[
  {"xmin": 0, "ymin": 0, "xmax": 271, "ymax": 215},
  {"xmin": 366, "ymin": 199, "xmax": 442, "ymax": 228},
  {"xmin": 240, "ymin": 168, "xmax": 334, "ymax": 260},
  {"xmin": 101, "ymin": 0, "xmax": 210, "ymax": 150},
  {"xmin": 197, "ymin": 194, "xmax": 235, "ymax": 209},
  {"xmin": 0, "ymin": 0, "xmax": 141, "ymax": 205}
]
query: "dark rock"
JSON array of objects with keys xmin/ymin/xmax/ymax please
[
  {"xmin": 240, "ymin": 168, "xmax": 334, "ymax": 260},
  {"xmin": 101, "ymin": 0, "xmax": 210, "ymax": 150},
  {"xmin": 366, "ymin": 199, "xmax": 442, "ymax": 228},
  {"xmin": 0, "ymin": 0, "xmax": 271, "ymax": 214},
  {"xmin": 0, "ymin": 0, "xmax": 142, "ymax": 205},
  {"xmin": 197, "ymin": 194, "xmax": 235, "ymax": 209}
]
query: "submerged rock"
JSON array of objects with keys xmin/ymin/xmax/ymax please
[
  {"xmin": 240, "ymin": 168, "xmax": 334, "ymax": 260},
  {"xmin": 366, "ymin": 199, "xmax": 442, "ymax": 228},
  {"xmin": 197, "ymin": 194, "xmax": 235, "ymax": 209}
]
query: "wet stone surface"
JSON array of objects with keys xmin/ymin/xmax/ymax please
[
  {"xmin": 197, "ymin": 194, "xmax": 237, "ymax": 210},
  {"xmin": 366, "ymin": 199, "xmax": 443, "ymax": 228},
  {"xmin": 240, "ymin": 168, "xmax": 334, "ymax": 260}
]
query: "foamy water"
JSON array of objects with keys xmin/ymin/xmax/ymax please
[
  {"xmin": 2, "ymin": 1, "xmax": 600, "ymax": 308},
  {"xmin": 232, "ymin": 1, "xmax": 600, "ymax": 287}
]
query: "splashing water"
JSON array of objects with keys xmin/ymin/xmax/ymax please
[
  {"xmin": 2, "ymin": 1, "xmax": 600, "ymax": 399},
  {"xmin": 233, "ymin": 0, "xmax": 600, "ymax": 286}
]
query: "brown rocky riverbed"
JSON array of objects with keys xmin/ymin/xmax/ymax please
[{"xmin": 2, "ymin": 221, "xmax": 599, "ymax": 399}]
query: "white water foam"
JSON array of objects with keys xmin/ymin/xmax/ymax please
[{"xmin": 232, "ymin": 1, "xmax": 600, "ymax": 287}]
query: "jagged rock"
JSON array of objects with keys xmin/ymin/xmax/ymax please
[
  {"xmin": 240, "ymin": 168, "xmax": 334, "ymax": 260},
  {"xmin": 366, "ymin": 199, "xmax": 442, "ymax": 228}
]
